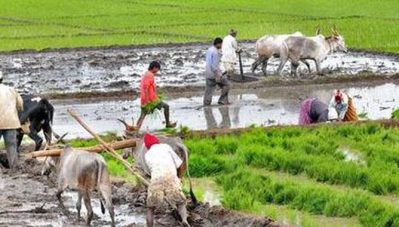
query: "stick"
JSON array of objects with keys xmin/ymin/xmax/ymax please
[
  {"xmin": 28, "ymin": 139, "xmax": 138, "ymax": 158},
  {"xmin": 67, "ymin": 109, "xmax": 149, "ymax": 186},
  {"xmin": 238, "ymin": 51, "xmax": 244, "ymax": 81}
]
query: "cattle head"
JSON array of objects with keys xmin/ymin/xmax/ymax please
[
  {"xmin": 118, "ymin": 119, "xmax": 138, "ymax": 139},
  {"xmin": 326, "ymin": 27, "xmax": 347, "ymax": 53},
  {"xmin": 39, "ymin": 99, "xmax": 54, "ymax": 125},
  {"xmin": 41, "ymin": 156, "xmax": 59, "ymax": 176},
  {"xmin": 41, "ymin": 146, "xmax": 69, "ymax": 176}
]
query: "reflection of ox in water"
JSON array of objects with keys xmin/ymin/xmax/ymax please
[
  {"xmin": 17, "ymin": 94, "xmax": 54, "ymax": 151},
  {"xmin": 42, "ymin": 147, "xmax": 115, "ymax": 226},
  {"xmin": 118, "ymin": 119, "xmax": 197, "ymax": 203}
]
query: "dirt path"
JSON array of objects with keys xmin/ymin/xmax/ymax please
[{"xmin": 0, "ymin": 156, "xmax": 277, "ymax": 227}]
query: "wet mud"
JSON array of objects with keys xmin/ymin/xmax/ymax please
[
  {"xmin": 0, "ymin": 156, "xmax": 277, "ymax": 227},
  {"xmin": 0, "ymin": 42, "xmax": 398, "ymax": 97}
]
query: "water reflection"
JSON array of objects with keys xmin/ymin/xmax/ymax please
[
  {"xmin": 52, "ymin": 82, "xmax": 399, "ymax": 138},
  {"xmin": 204, "ymin": 106, "xmax": 232, "ymax": 129}
]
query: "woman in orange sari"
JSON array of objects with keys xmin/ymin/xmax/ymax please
[{"xmin": 329, "ymin": 90, "xmax": 358, "ymax": 122}]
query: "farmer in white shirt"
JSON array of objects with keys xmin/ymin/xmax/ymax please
[
  {"xmin": 221, "ymin": 29, "xmax": 241, "ymax": 77},
  {"xmin": 0, "ymin": 71, "xmax": 23, "ymax": 170},
  {"xmin": 144, "ymin": 133, "xmax": 190, "ymax": 227}
]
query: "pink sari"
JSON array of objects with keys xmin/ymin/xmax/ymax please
[{"xmin": 298, "ymin": 98, "xmax": 315, "ymax": 125}]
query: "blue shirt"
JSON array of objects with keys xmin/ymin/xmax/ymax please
[{"xmin": 205, "ymin": 46, "xmax": 221, "ymax": 79}]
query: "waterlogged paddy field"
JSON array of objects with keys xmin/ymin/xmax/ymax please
[
  {"xmin": 184, "ymin": 123, "xmax": 399, "ymax": 226},
  {"xmin": 0, "ymin": 0, "xmax": 398, "ymax": 52}
]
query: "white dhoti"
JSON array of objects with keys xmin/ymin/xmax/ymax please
[
  {"xmin": 221, "ymin": 34, "xmax": 238, "ymax": 76},
  {"xmin": 144, "ymin": 143, "xmax": 185, "ymax": 209}
]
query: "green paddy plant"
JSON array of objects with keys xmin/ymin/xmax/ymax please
[
  {"xmin": 217, "ymin": 169, "xmax": 399, "ymax": 227},
  {"xmin": 392, "ymin": 109, "xmax": 399, "ymax": 119},
  {"xmin": 1, "ymin": 1, "xmax": 399, "ymax": 52},
  {"xmin": 237, "ymin": 142, "xmax": 399, "ymax": 195}
]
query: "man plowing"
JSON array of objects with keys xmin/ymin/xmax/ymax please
[{"xmin": 143, "ymin": 133, "xmax": 190, "ymax": 227}]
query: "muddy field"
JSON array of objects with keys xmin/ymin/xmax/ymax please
[
  {"xmin": 1, "ymin": 42, "xmax": 399, "ymax": 96},
  {"xmin": 0, "ymin": 156, "xmax": 276, "ymax": 227}
]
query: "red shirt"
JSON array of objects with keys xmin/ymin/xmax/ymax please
[{"xmin": 140, "ymin": 71, "xmax": 158, "ymax": 106}]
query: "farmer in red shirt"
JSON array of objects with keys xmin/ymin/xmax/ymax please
[{"xmin": 136, "ymin": 61, "xmax": 176, "ymax": 130}]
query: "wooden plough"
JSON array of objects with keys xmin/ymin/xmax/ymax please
[{"xmin": 28, "ymin": 109, "xmax": 149, "ymax": 186}]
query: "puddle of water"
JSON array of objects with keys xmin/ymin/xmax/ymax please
[
  {"xmin": 64, "ymin": 191, "xmax": 146, "ymax": 226},
  {"xmin": 338, "ymin": 148, "xmax": 366, "ymax": 165},
  {"xmin": 260, "ymin": 203, "xmax": 361, "ymax": 227},
  {"xmin": 52, "ymin": 82, "xmax": 399, "ymax": 139},
  {"xmin": 191, "ymin": 178, "xmax": 222, "ymax": 207}
]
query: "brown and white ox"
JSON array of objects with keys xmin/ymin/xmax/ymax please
[{"xmin": 42, "ymin": 147, "xmax": 115, "ymax": 226}]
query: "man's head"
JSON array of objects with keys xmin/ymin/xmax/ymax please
[
  {"xmin": 148, "ymin": 61, "xmax": 161, "ymax": 74},
  {"xmin": 0, "ymin": 71, "xmax": 3, "ymax": 83},
  {"xmin": 144, "ymin": 133, "xmax": 160, "ymax": 149},
  {"xmin": 213, "ymin": 37, "xmax": 223, "ymax": 49},
  {"xmin": 229, "ymin": 29, "xmax": 238, "ymax": 37}
]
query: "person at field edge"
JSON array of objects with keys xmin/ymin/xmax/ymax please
[
  {"xmin": 329, "ymin": 90, "xmax": 358, "ymax": 122},
  {"xmin": 143, "ymin": 133, "xmax": 190, "ymax": 227},
  {"xmin": 0, "ymin": 71, "xmax": 24, "ymax": 170},
  {"xmin": 298, "ymin": 98, "xmax": 338, "ymax": 125},
  {"xmin": 221, "ymin": 29, "xmax": 241, "ymax": 78},
  {"xmin": 135, "ymin": 61, "xmax": 176, "ymax": 130},
  {"xmin": 204, "ymin": 37, "xmax": 231, "ymax": 106}
]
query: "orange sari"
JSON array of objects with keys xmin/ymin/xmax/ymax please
[{"xmin": 343, "ymin": 97, "xmax": 358, "ymax": 122}]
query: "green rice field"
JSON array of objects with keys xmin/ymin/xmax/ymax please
[
  {"xmin": 68, "ymin": 122, "xmax": 399, "ymax": 226},
  {"xmin": 184, "ymin": 123, "xmax": 399, "ymax": 226},
  {"xmin": 0, "ymin": 0, "xmax": 398, "ymax": 52}
]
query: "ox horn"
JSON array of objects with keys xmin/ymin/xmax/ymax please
[
  {"xmin": 316, "ymin": 25, "xmax": 321, "ymax": 35},
  {"xmin": 331, "ymin": 25, "xmax": 339, "ymax": 36},
  {"xmin": 117, "ymin": 118, "xmax": 137, "ymax": 131},
  {"xmin": 117, "ymin": 118, "xmax": 130, "ymax": 129}
]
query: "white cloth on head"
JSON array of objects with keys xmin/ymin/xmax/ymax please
[
  {"xmin": 144, "ymin": 143, "xmax": 183, "ymax": 181},
  {"xmin": 221, "ymin": 34, "xmax": 238, "ymax": 64},
  {"xmin": 0, "ymin": 84, "xmax": 23, "ymax": 130}
]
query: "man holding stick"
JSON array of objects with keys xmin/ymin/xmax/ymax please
[{"xmin": 204, "ymin": 37, "xmax": 231, "ymax": 106}]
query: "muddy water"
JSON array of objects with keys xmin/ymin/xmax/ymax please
[
  {"xmin": 1, "ymin": 43, "xmax": 398, "ymax": 95},
  {"xmin": 0, "ymin": 170, "xmax": 146, "ymax": 227},
  {"xmin": 0, "ymin": 158, "xmax": 277, "ymax": 227},
  {"xmin": 52, "ymin": 81, "xmax": 399, "ymax": 139}
]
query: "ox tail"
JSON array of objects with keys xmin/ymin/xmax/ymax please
[
  {"xmin": 96, "ymin": 159, "xmax": 106, "ymax": 214},
  {"xmin": 178, "ymin": 143, "xmax": 198, "ymax": 206}
]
